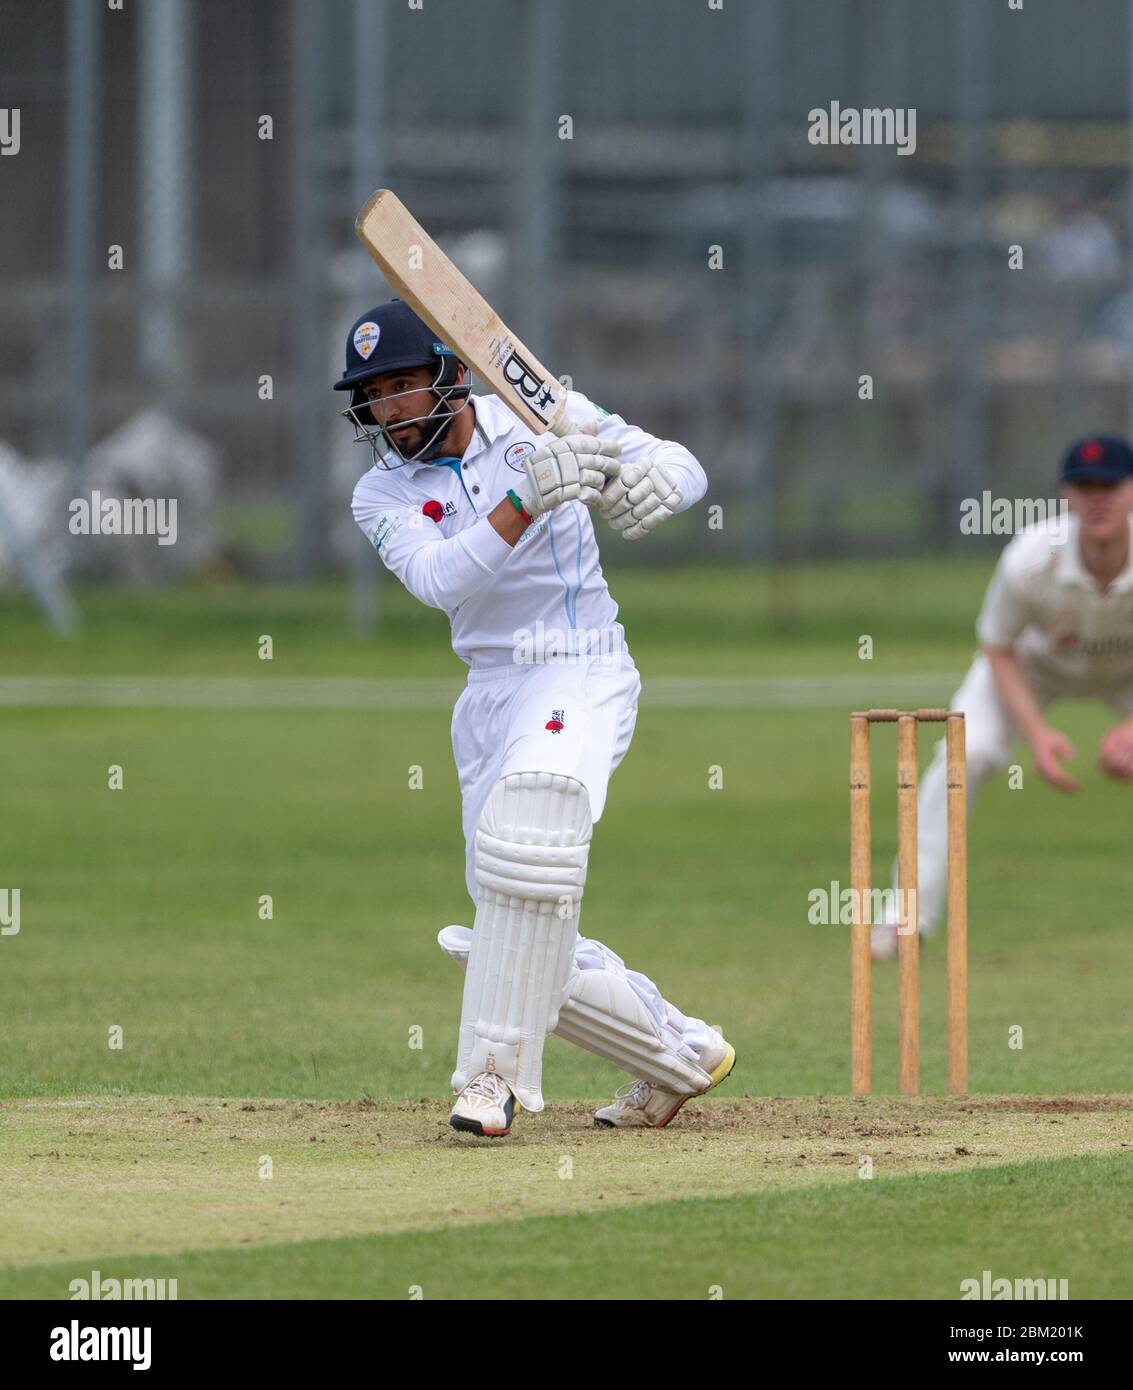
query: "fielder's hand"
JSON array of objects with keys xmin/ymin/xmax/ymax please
[
  {"xmin": 1030, "ymin": 725, "xmax": 1081, "ymax": 794},
  {"xmin": 597, "ymin": 455, "xmax": 683, "ymax": 540},
  {"xmin": 520, "ymin": 435, "xmax": 621, "ymax": 517},
  {"xmin": 1098, "ymin": 720, "xmax": 1133, "ymax": 780}
]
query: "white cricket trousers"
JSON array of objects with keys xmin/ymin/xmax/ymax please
[
  {"xmin": 450, "ymin": 650, "xmax": 717, "ymax": 1067},
  {"xmin": 904, "ymin": 651, "xmax": 1133, "ymax": 934}
]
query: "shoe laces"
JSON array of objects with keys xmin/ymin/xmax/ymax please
[
  {"xmin": 614, "ymin": 1079, "xmax": 651, "ymax": 1108},
  {"xmin": 466, "ymin": 1072, "xmax": 508, "ymax": 1103}
]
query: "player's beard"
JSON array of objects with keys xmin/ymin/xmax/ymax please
[
  {"xmin": 388, "ymin": 421, "xmax": 423, "ymax": 450},
  {"xmin": 396, "ymin": 405, "xmax": 460, "ymax": 463}
]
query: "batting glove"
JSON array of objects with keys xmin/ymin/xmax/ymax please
[
  {"xmin": 520, "ymin": 435, "xmax": 622, "ymax": 517},
  {"xmin": 597, "ymin": 456, "xmax": 683, "ymax": 540}
]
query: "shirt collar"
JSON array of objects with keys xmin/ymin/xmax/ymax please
[
  {"xmin": 407, "ymin": 395, "xmax": 515, "ymax": 479},
  {"xmin": 1053, "ymin": 514, "xmax": 1089, "ymax": 587},
  {"xmin": 1054, "ymin": 514, "xmax": 1133, "ymax": 591}
]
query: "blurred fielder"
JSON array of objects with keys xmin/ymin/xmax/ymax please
[
  {"xmin": 339, "ymin": 300, "xmax": 735, "ymax": 1136},
  {"xmin": 874, "ymin": 435, "xmax": 1133, "ymax": 959}
]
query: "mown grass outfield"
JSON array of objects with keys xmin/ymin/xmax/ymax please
[{"xmin": 2, "ymin": 562, "xmax": 1132, "ymax": 1298}]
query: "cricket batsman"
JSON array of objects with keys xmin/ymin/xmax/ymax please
[
  {"xmin": 339, "ymin": 300, "xmax": 736, "ymax": 1136},
  {"xmin": 873, "ymin": 434, "xmax": 1133, "ymax": 959}
]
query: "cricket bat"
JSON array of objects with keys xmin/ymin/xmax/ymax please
[{"xmin": 354, "ymin": 189, "xmax": 576, "ymax": 438}]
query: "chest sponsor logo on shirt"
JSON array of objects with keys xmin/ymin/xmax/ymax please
[
  {"xmin": 422, "ymin": 498, "xmax": 457, "ymax": 523},
  {"xmin": 545, "ymin": 708, "xmax": 566, "ymax": 733},
  {"xmin": 504, "ymin": 441, "xmax": 537, "ymax": 472}
]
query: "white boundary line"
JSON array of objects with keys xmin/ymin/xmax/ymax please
[{"xmin": 0, "ymin": 675, "xmax": 962, "ymax": 710}]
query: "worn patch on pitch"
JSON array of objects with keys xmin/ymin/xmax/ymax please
[{"xmin": 2, "ymin": 1093, "xmax": 1131, "ymax": 1269}]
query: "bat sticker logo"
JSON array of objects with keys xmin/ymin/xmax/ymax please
[{"xmin": 501, "ymin": 348, "xmax": 559, "ymax": 425}]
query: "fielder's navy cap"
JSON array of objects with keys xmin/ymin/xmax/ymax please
[
  {"xmin": 1060, "ymin": 434, "xmax": 1133, "ymax": 484},
  {"xmin": 333, "ymin": 300, "xmax": 459, "ymax": 390}
]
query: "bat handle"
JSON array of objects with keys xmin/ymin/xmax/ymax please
[{"xmin": 553, "ymin": 413, "xmax": 597, "ymax": 438}]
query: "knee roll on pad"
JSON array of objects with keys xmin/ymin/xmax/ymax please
[{"xmin": 474, "ymin": 770, "xmax": 592, "ymax": 905}]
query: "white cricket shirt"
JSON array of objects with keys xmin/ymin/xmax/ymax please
[
  {"xmin": 351, "ymin": 391, "xmax": 707, "ymax": 669},
  {"xmin": 977, "ymin": 514, "xmax": 1133, "ymax": 682}
]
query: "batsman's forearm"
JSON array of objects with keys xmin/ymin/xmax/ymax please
[
  {"xmin": 401, "ymin": 509, "xmax": 524, "ymax": 611},
  {"xmin": 983, "ymin": 645, "xmax": 1046, "ymax": 741},
  {"xmin": 650, "ymin": 443, "xmax": 707, "ymax": 514},
  {"xmin": 487, "ymin": 495, "xmax": 533, "ymax": 547}
]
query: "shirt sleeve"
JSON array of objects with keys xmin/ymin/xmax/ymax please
[
  {"xmin": 351, "ymin": 475, "xmax": 514, "ymax": 613},
  {"xmin": 567, "ymin": 391, "xmax": 707, "ymax": 515},
  {"xmin": 976, "ymin": 542, "xmax": 1032, "ymax": 648}
]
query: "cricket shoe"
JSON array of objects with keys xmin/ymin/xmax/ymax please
[
  {"xmin": 593, "ymin": 1033, "xmax": 736, "ymax": 1129},
  {"xmin": 449, "ymin": 1070, "xmax": 517, "ymax": 1137}
]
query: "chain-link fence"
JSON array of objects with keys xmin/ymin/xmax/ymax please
[{"xmin": 2, "ymin": 0, "xmax": 1133, "ymax": 589}]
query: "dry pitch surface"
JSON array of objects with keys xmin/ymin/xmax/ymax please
[{"xmin": 3, "ymin": 1092, "xmax": 1130, "ymax": 1268}]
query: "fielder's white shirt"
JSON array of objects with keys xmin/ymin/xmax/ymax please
[
  {"xmin": 351, "ymin": 391, "xmax": 707, "ymax": 669},
  {"xmin": 977, "ymin": 514, "xmax": 1133, "ymax": 683}
]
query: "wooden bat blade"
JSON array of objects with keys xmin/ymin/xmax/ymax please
[{"xmin": 354, "ymin": 189, "xmax": 570, "ymax": 436}]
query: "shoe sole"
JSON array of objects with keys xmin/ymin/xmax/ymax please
[
  {"xmin": 594, "ymin": 1044, "xmax": 737, "ymax": 1130},
  {"xmin": 449, "ymin": 1114, "xmax": 511, "ymax": 1137}
]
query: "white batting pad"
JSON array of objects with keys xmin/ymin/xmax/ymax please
[
  {"xmin": 439, "ymin": 928, "xmax": 710, "ymax": 1097},
  {"xmin": 451, "ymin": 772, "xmax": 591, "ymax": 1112}
]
